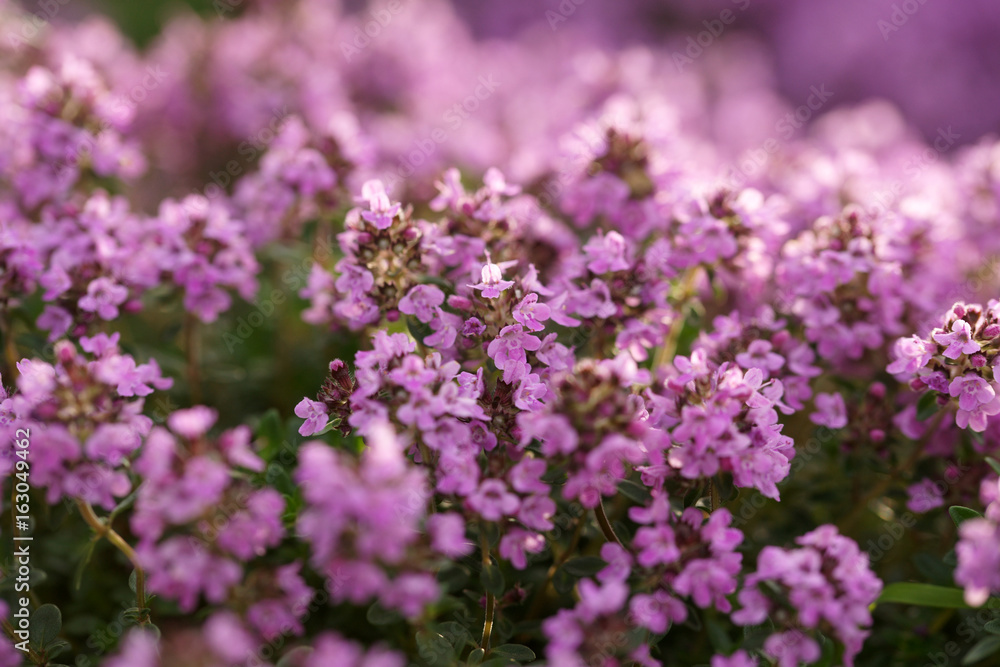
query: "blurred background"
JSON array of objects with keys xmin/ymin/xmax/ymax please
[{"xmin": 41, "ymin": 0, "xmax": 1000, "ymax": 144}]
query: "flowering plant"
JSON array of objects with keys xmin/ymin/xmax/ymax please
[{"xmin": 0, "ymin": 1, "xmax": 999, "ymax": 666}]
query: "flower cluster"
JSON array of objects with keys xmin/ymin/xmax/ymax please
[
  {"xmin": 888, "ymin": 301, "xmax": 1000, "ymax": 432},
  {"xmin": 131, "ymin": 406, "xmax": 288, "ymax": 615},
  {"xmin": 955, "ymin": 475, "xmax": 1000, "ymax": 607},
  {"xmin": 732, "ymin": 525, "xmax": 882, "ymax": 667},
  {"xmin": 1, "ymin": 333, "xmax": 170, "ymax": 509}
]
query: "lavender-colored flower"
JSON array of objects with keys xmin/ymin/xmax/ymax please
[{"xmin": 933, "ymin": 320, "xmax": 980, "ymax": 359}]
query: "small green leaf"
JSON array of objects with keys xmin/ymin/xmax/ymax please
[
  {"xmin": 916, "ymin": 392, "xmax": 941, "ymax": 421},
  {"xmin": 416, "ymin": 629, "xmax": 455, "ymax": 666},
  {"xmin": 877, "ymin": 583, "xmax": 972, "ymax": 609},
  {"xmin": 986, "ymin": 457, "xmax": 1000, "ymax": 476},
  {"xmin": 434, "ymin": 621, "xmax": 474, "ymax": 649},
  {"xmin": 74, "ymin": 538, "xmax": 99, "ymax": 590},
  {"xmin": 480, "ymin": 562, "xmax": 505, "ymax": 597},
  {"xmin": 467, "ymin": 648, "xmax": 485, "ymax": 666},
  {"xmin": 984, "ymin": 619, "xmax": 1000, "ymax": 635},
  {"xmin": 490, "ymin": 644, "xmax": 536, "ymax": 661},
  {"xmin": 553, "ymin": 567, "xmax": 575, "ymax": 595},
  {"xmin": 964, "ymin": 636, "xmax": 1000, "ymax": 664},
  {"xmin": 129, "ymin": 569, "xmax": 138, "ymax": 593},
  {"xmin": 561, "ymin": 557, "xmax": 606, "ymax": 578},
  {"xmin": 277, "ymin": 647, "xmax": 313, "ymax": 666},
  {"xmin": 30, "ymin": 604, "xmax": 61, "ymax": 647},
  {"xmin": 617, "ymin": 479, "xmax": 652, "ymax": 504},
  {"xmin": 366, "ymin": 601, "xmax": 400, "ymax": 626},
  {"xmin": 950, "ymin": 506, "xmax": 984, "ymax": 528}
]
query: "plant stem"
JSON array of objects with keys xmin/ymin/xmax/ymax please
[
  {"xmin": 183, "ymin": 313, "xmax": 202, "ymax": 404},
  {"xmin": 0, "ymin": 316, "xmax": 19, "ymax": 380},
  {"xmin": 653, "ymin": 267, "xmax": 700, "ymax": 370},
  {"xmin": 595, "ymin": 498, "xmax": 623, "ymax": 547},
  {"xmin": 75, "ymin": 499, "xmax": 149, "ymax": 626},
  {"xmin": 479, "ymin": 527, "xmax": 494, "ymax": 651}
]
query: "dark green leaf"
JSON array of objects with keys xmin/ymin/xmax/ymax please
[
  {"xmin": 490, "ymin": 644, "xmax": 536, "ymax": 661},
  {"xmin": 467, "ymin": 648, "xmax": 485, "ymax": 666},
  {"xmin": 561, "ymin": 557, "xmax": 606, "ymax": 578},
  {"xmin": 617, "ymin": 479, "xmax": 652, "ymax": 504},
  {"xmin": 553, "ymin": 567, "xmax": 575, "ymax": 595},
  {"xmin": 950, "ymin": 506, "xmax": 983, "ymax": 528},
  {"xmin": 480, "ymin": 562, "xmax": 505, "ymax": 597},
  {"xmin": 277, "ymin": 647, "xmax": 313, "ymax": 666},
  {"xmin": 987, "ymin": 457, "xmax": 1000, "ymax": 476},
  {"xmin": 984, "ymin": 619, "xmax": 1000, "ymax": 635},
  {"xmin": 434, "ymin": 621, "xmax": 474, "ymax": 649},
  {"xmin": 129, "ymin": 569, "xmax": 137, "ymax": 593},
  {"xmin": 916, "ymin": 391, "xmax": 941, "ymax": 421},
  {"xmin": 30, "ymin": 604, "xmax": 61, "ymax": 648},
  {"xmin": 416, "ymin": 629, "xmax": 456, "ymax": 666},
  {"xmin": 964, "ymin": 636, "xmax": 1000, "ymax": 664},
  {"xmin": 877, "ymin": 583, "xmax": 972, "ymax": 609},
  {"xmin": 366, "ymin": 601, "xmax": 400, "ymax": 626}
]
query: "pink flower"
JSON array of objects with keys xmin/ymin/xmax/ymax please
[
  {"xmin": 427, "ymin": 513, "xmax": 472, "ymax": 558},
  {"xmin": 512, "ymin": 293, "xmax": 551, "ymax": 332},
  {"xmin": 499, "ymin": 528, "xmax": 546, "ymax": 569},
  {"xmin": 295, "ymin": 398, "xmax": 328, "ymax": 436},
  {"xmin": 906, "ymin": 479, "xmax": 945, "ymax": 513},
  {"xmin": 358, "ymin": 180, "xmax": 401, "ymax": 229},
  {"xmin": 955, "ymin": 390, "xmax": 1000, "ymax": 432},
  {"xmin": 398, "ymin": 285, "xmax": 445, "ymax": 323},
  {"xmin": 469, "ymin": 251, "xmax": 516, "ymax": 298},
  {"xmin": 933, "ymin": 320, "xmax": 980, "ymax": 359},
  {"xmin": 466, "ymin": 479, "xmax": 520, "ymax": 521},
  {"xmin": 487, "ymin": 323, "xmax": 541, "ymax": 382},
  {"xmin": 809, "ymin": 392, "xmax": 848, "ymax": 429},
  {"xmin": 735, "ymin": 340, "xmax": 785, "ymax": 375},
  {"xmin": 949, "ymin": 374, "xmax": 996, "ymax": 411}
]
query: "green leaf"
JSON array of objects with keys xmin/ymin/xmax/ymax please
[
  {"xmin": 74, "ymin": 537, "xmax": 99, "ymax": 590},
  {"xmin": 916, "ymin": 391, "xmax": 941, "ymax": 421},
  {"xmin": 553, "ymin": 567, "xmax": 575, "ymax": 595},
  {"xmin": 467, "ymin": 648, "xmax": 485, "ymax": 666},
  {"xmin": 877, "ymin": 583, "xmax": 972, "ymax": 609},
  {"xmin": 366, "ymin": 601, "xmax": 400, "ymax": 626},
  {"xmin": 480, "ymin": 562, "xmax": 505, "ymax": 597},
  {"xmin": 912, "ymin": 553, "xmax": 954, "ymax": 586},
  {"xmin": 434, "ymin": 621, "xmax": 474, "ymax": 649},
  {"xmin": 490, "ymin": 644, "xmax": 536, "ymax": 661},
  {"xmin": 257, "ymin": 408, "xmax": 284, "ymax": 455},
  {"xmin": 617, "ymin": 479, "xmax": 652, "ymax": 504},
  {"xmin": 986, "ymin": 457, "xmax": 1000, "ymax": 476},
  {"xmin": 30, "ymin": 604, "xmax": 61, "ymax": 648},
  {"xmin": 129, "ymin": 569, "xmax": 137, "ymax": 593},
  {"xmin": 984, "ymin": 619, "xmax": 1000, "ymax": 635},
  {"xmin": 964, "ymin": 636, "xmax": 1000, "ymax": 664},
  {"xmin": 416, "ymin": 629, "xmax": 456, "ymax": 666},
  {"xmin": 950, "ymin": 506, "xmax": 984, "ymax": 528},
  {"xmin": 561, "ymin": 557, "xmax": 606, "ymax": 578},
  {"xmin": 276, "ymin": 647, "xmax": 313, "ymax": 667}
]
